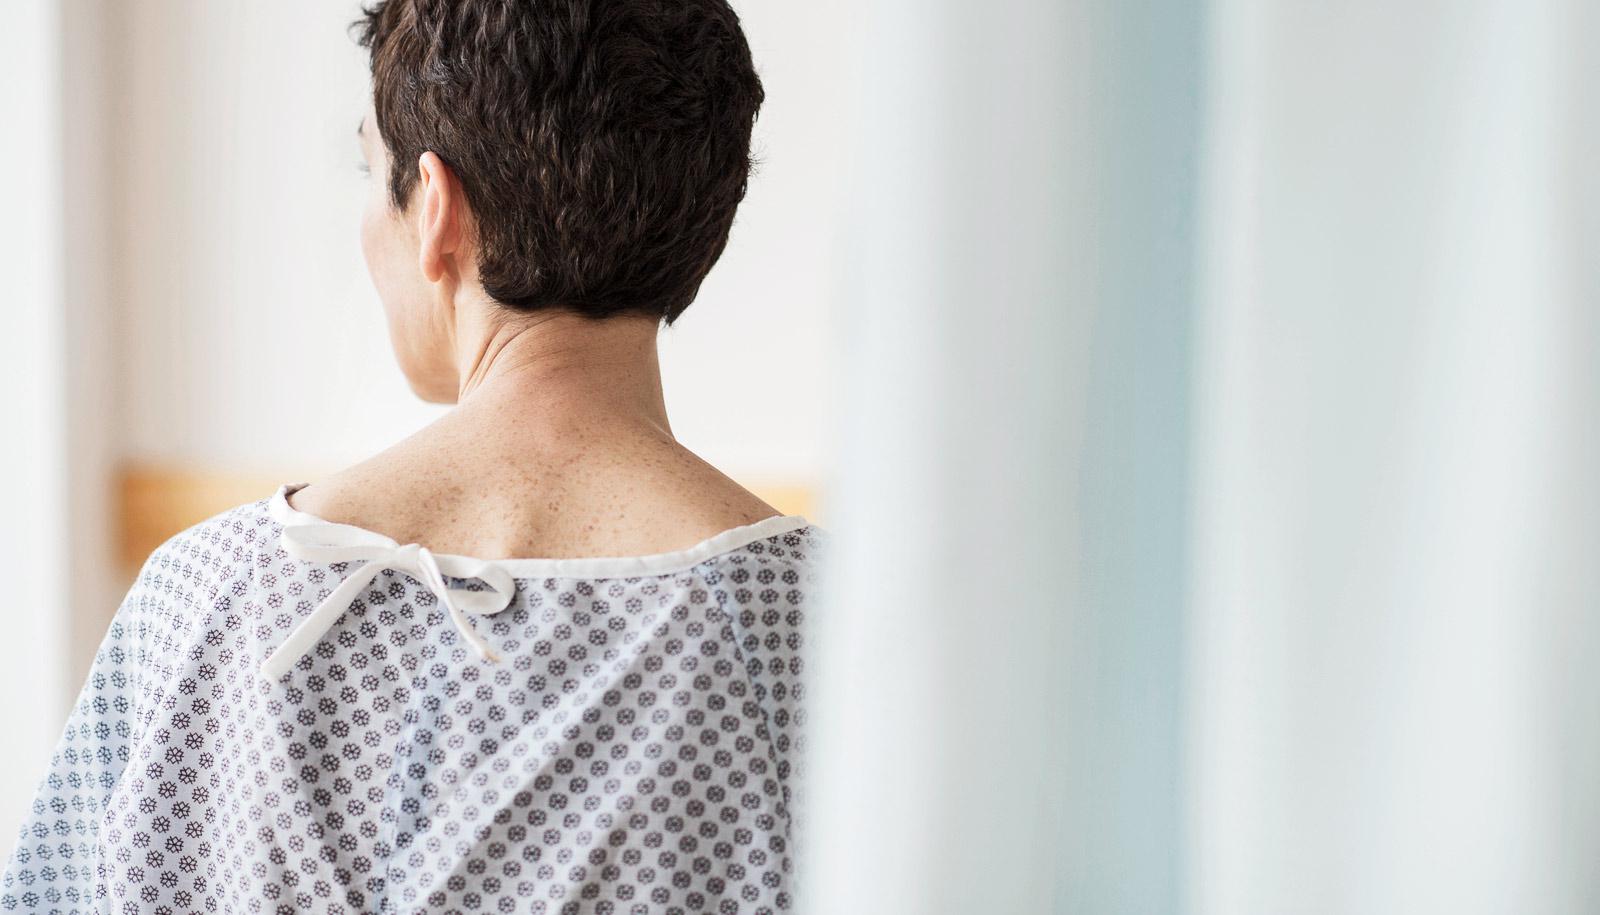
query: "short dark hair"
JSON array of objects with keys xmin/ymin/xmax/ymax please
[{"xmin": 351, "ymin": 0, "xmax": 765, "ymax": 326}]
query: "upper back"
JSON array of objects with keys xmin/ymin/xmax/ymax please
[
  {"xmin": 286, "ymin": 434, "xmax": 788, "ymax": 564},
  {"xmin": 0, "ymin": 487, "xmax": 828, "ymax": 913}
]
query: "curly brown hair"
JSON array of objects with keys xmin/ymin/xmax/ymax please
[{"xmin": 351, "ymin": 0, "xmax": 766, "ymax": 326}]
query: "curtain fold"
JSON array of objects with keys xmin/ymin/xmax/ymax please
[
  {"xmin": 805, "ymin": 0, "xmax": 1198, "ymax": 911},
  {"xmin": 810, "ymin": 0, "xmax": 1600, "ymax": 912}
]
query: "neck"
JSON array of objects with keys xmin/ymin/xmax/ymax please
[{"xmin": 450, "ymin": 309, "xmax": 673, "ymax": 439}]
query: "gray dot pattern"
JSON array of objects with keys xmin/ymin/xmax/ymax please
[{"xmin": 0, "ymin": 495, "xmax": 822, "ymax": 914}]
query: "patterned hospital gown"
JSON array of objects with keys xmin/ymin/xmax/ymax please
[{"xmin": 0, "ymin": 482, "xmax": 822, "ymax": 914}]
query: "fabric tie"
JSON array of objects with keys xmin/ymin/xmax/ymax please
[{"xmin": 260, "ymin": 518, "xmax": 517, "ymax": 680}]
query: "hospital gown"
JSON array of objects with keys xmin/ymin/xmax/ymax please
[{"xmin": 0, "ymin": 482, "xmax": 822, "ymax": 914}]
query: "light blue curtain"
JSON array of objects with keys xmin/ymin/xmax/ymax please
[
  {"xmin": 1187, "ymin": 0, "xmax": 1599, "ymax": 911},
  {"xmin": 806, "ymin": 0, "xmax": 1600, "ymax": 912},
  {"xmin": 805, "ymin": 0, "xmax": 1199, "ymax": 911}
]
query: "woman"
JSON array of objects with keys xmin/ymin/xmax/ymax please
[{"xmin": 0, "ymin": 1, "xmax": 823, "ymax": 912}]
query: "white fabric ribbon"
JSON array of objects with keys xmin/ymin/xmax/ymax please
[{"xmin": 260, "ymin": 519, "xmax": 517, "ymax": 680}]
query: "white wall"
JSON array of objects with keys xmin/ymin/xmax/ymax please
[
  {"xmin": 109, "ymin": 0, "xmax": 839, "ymax": 487},
  {"xmin": 61, "ymin": 0, "xmax": 122, "ymax": 696},
  {"xmin": 0, "ymin": 0, "xmax": 73, "ymax": 836}
]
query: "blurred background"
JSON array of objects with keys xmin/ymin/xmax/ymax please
[{"xmin": 4, "ymin": 0, "xmax": 1599, "ymax": 913}]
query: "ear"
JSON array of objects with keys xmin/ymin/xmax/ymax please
[{"xmin": 415, "ymin": 151, "xmax": 462, "ymax": 284}]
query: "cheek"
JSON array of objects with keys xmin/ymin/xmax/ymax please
[
  {"xmin": 359, "ymin": 196, "xmax": 385, "ymax": 277},
  {"xmin": 359, "ymin": 193, "xmax": 411, "ymax": 311},
  {"xmin": 358, "ymin": 185, "xmax": 448, "ymax": 399},
  {"xmin": 361, "ymin": 199, "xmax": 419, "ymax": 374}
]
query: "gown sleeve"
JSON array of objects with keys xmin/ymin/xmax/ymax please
[
  {"xmin": 721, "ymin": 525, "xmax": 826, "ymax": 879},
  {"xmin": 0, "ymin": 547, "xmax": 178, "ymax": 913}
]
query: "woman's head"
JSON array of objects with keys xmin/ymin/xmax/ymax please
[{"xmin": 350, "ymin": 0, "xmax": 765, "ymax": 401}]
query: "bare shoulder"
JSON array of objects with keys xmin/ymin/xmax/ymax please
[{"xmin": 288, "ymin": 435, "xmax": 785, "ymax": 560}]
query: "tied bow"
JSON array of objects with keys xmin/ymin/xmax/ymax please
[{"xmin": 260, "ymin": 519, "xmax": 517, "ymax": 680}]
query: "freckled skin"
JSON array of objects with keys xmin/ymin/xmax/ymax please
[{"xmin": 291, "ymin": 103, "xmax": 781, "ymax": 560}]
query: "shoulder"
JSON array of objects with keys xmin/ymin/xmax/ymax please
[
  {"xmin": 738, "ymin": 520, "xmax": 829, "ymax": 568},
  {"xmin": 130, "ymin": 492, "xmax": 282, "ymax": 609},
  {"xmin": 700, "ymin": 519, "xmax": 830, "ymax": 600}
]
